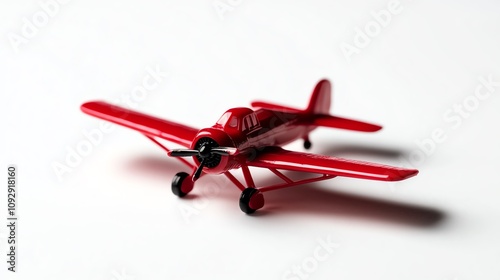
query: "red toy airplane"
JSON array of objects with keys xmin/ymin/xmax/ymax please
[{"xmin": 81, "ymin": 79, "xmax": 418, "ymax": 214}]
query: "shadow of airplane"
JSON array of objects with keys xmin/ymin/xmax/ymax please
[
  {"xmin": 317, "ymin": 142, "xmax": 409, "ymax": 159},
  {"xmin": 255, "ymin": 184, "xmax": 445, "ymax": 228},
  {"xmin": 124, "ymin": 154, "xmax": 193, "ymax": 181},
  {"xmin": 123, "ymin": 143, "xmax": 444, "ymax": 228}
]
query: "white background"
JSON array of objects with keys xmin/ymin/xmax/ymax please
[{"xmin": 1, "ymin": 0, "xmax": 500, "ymax": 279}]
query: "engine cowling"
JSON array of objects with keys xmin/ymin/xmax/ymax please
[{"xmin": 190, "ymin": 128, "xmax": 240, "ymax": 174}]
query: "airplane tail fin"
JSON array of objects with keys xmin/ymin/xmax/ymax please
[
  {"xmin": 250, "ymin": 79, "xmax": 332, "ymax": 114},
  {"xmin": 304, "ymin": 79, "xmax": 382, "ymax": 132},
  {"xmin": 305, "ymin": 79, "xmax": 332, "ymax": 115},
  {"xmin": 251, "ymin": 79, "xmax": 382, "ymax": 132}
]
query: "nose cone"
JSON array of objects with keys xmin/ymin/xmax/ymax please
[
  {"xmin": 190, "ymin": 128, "xmax": 236, "ymax": 174},
  {"xmin": 198, "ymin": 145, "xmax": 212, "ymax": 158}
]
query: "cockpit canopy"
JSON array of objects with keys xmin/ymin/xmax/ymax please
[{"xmin": 215, "ymin": 107, "xmax": 260, "ymax": 133}]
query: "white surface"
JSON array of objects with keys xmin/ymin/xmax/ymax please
[{"xmin": 1, "ymin": 0, "xmax": 500, "ymax": 279}]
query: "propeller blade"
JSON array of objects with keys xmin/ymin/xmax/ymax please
[
  {"xmin": 193, "ymin": 158, "xmax": 206, "ymax": 181},
  {"xmin": 211, "ymin": 147, "xmax": 239, "ymax": 156},
  {"xmin": 168, "ymin": 149, "xmax": 199, "ymax": 157}
]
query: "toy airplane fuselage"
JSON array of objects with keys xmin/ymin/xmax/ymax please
[{"xmin": 81, "ymin": 79, "xmax": 418, "ymax": 214}]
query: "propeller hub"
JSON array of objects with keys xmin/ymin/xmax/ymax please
[
  {"xmin": 168, "ymin": 134, "xmax": 236, "ymax": 181},
  {"xmin": 194, "ymin": 137, "xmax": 221, "ymax": 168},
  {"xmin": 198, "ymin": 145, "xmax": 212, "ymax": 158}
]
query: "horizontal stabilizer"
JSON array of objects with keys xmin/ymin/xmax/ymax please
[
  {"xmin": 312, "ymin": 115, "xmax": 382, "ymax": 132},
  {"xmin": 251, "ymin": 101, "xmax": 302, "ymax": 113}
]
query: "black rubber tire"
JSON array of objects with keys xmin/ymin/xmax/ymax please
[
  {"xmin": 171, "ymin": 172, "xmax": 190, "ymax": 197},
  {"xmin": 304, "ymin": 140, "xmax": 312, "ymax": 150},
  {"xmin": 239, "ymin": 188, "xmax": 260, "ymax": 214}
]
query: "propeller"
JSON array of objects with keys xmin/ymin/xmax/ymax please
[{"xmin": 168, "ymin": 138, "xmax": 238, "ymax": 182}]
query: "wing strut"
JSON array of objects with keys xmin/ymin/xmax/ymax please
[{"xmin": 223, "ymin": 166, "xmax": 337, "ymax": 193}]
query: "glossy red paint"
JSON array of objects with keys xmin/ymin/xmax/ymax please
[
  {"xmin": 81, "ymin": 101, "xmax": 197, "ymax": 147},
  {"xmin": 81, "ymin": 79, "xmax": 418, "ymax": 214}
]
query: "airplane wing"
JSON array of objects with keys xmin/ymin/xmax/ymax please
[
  {"xmin": 81, "ymin": 101, "xmax": 198, "ymax": 147},
  {"xmin": 247, "ymin": 147, "xmax": 418, "ymax": 181}
]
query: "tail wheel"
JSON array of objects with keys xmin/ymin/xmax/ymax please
[
  {"xmin": 239, "ymin": 188, "xmax": 265, "ymax": 214},
  {"xmin": 304, "ymin": 139, "xmax": 312, "ymax": 150},
  {"xmin": 171, "ymin": 172, "xmax": 194, "ymax": 197}
]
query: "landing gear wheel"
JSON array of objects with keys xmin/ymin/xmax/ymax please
[
  {"xmin": 304, "ymin": 139, "xmax": 312, "ymax": 150},
  {"xmin": 239, "ymin": 188, "xmax": 265, "ymax": 214},
  {"xmin": 171, "ymin": 172, "xmax": 194, "ymax": 197}
]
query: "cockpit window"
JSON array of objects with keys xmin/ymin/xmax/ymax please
[
  {"xmin": 241, "ymin": 113, "xmax": 259, "ymax": 132},
  {"xmin": 228, "ymin": 116, "xmax": 238, "ymax": 128},
  {"xmin": 216, "ymin": 112, "xmax": 231, "ymax": 126},
  {"xmin": 216, "ymin": 112, "xmax": 239, "ymax": 128},
  {"xmin": 216, "ymin": 108, "xmax": 258, "ymax": 131}
]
